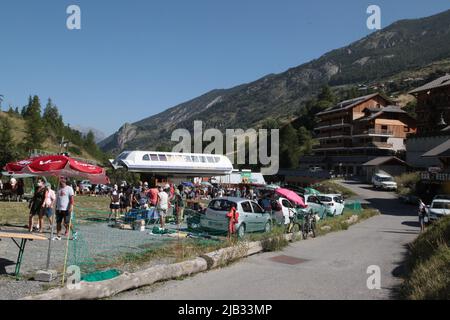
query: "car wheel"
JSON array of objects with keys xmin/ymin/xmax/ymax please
[
  {"xmin": 237, "ymin": 224, "xmax": 246, "ymax": 239},
  {"xmin": 264, "ymin": 222, "xmax": 272, "ymax": 233}
]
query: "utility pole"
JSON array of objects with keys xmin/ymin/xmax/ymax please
[{"xmin": 59, "ymin": 136, "xmax": 70, "ymax": 155}]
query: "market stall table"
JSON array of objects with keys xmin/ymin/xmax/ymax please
[{"xmin": 0, "ymin": 230, "xmax": 47, "ymax": 280}]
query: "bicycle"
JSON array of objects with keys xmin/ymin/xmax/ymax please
[
  {"xmin": 301, "ymin": 210, "xmax": 317, "ymax": 239},
  {"xmin": 286, "ymin": 209, "xmax": 302, "ymax": 235}
]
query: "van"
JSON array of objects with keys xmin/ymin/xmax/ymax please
[{"xmin": 372, "ymin": 173, "xmax": 397, "ymax": 191}]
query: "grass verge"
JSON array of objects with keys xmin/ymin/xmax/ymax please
[
  {"xmin": 394, "ymin": 172, "xmax": 420, "ymax": 196},
  {"xmin": 399, "ymin": 216, "xmax": 450, "ymax": 300},
  {"xmin": 312, "ymin": 180, "xmax": 357, "ymax": 198}
]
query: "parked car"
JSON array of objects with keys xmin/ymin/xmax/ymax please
[
  {"xmin": 433, "ymin": 194, "xmax": 450, "ymax": 201},
  {"xmin": 372, "ymin": 173, "xmax": 397, "ymax": 191},
  {"xmin": 317, "ymin": 194, "xmax": 345, "ymax": 216},
  {"xmin": 280, "ymin": 184, "xmax": 305, "ymax": 196},
  {"xmin": 79, "ymin": 180, "xmax": 92, "ymax": 193},
  {"xmin": 303, "ymin": 194, "xmax": 332, "ymax": 219},
  {"xmin": 200, "ymin": 197, "xmax": 272, "ymax": 238},
  {"xmin": 270, "ymin": 197, "xmax": 297, "ymax": 225},
  {"xmin": 428, "ymin": 198, "xmax": 450, "ymax": 221},
  {"xmin": 96, "ymin": 184, "xmax": 112, "ymax": 194}
]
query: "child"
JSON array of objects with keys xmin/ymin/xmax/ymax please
[{"xmin": 226, "ymin": 203, "xmax": 239, "ymax": 239}]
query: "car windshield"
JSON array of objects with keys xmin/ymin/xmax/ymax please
[
  {"xmin": 117, "ymin": 152, "xmax": 130, "ymax": 160},
  {"xmin": 318, "ymin": 196, "xmax": 332, "ymax": 202},
  {"xmin": 431, "ymin": 202, "xmax": 450, "ymax": 209},
  {"xmin": 379, "ymin": 177, "xmax": 394, "ymax": 182},
  {"xmin": 208, "ymin": 199, "xmax": 237, "ymax": 211}
]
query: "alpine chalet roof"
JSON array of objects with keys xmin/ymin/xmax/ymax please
[
  {"xmin": 362, "ymin": 156, "xmax": 407, "ymax": 167},
  {"xmin": 357, "ymin": 105, "xmax": 408, "ymax": 121},
  {"xmin": 422, "ymin": 139, "xmax": 450, "ymax": 158},
  {"xmin": 409, "ymin": 74, "xmax": 450, "ymax": 94},
  {"xmin": 317, "ymin": 93, "xmax": 390, "ymax": 116}
]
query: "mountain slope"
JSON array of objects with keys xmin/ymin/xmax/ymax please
[{"xmin": 100, "ymin": 9, "xmax": 450, "ymax": 154}]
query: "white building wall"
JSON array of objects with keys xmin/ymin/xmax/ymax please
[{"xmin": 387, "ymin": 137, "xmax": 406, "ymax": 152}]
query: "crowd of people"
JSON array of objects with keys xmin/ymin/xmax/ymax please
[
  {"xmin": 107, "ymin": 181, "xmax": 185, "ymax": 230},
  {"xmin": 26, "ymin": 177, "xmax": 76, "ymax": 241},
  {"xmin": 106, "ymin": 181, "xmax": 266, "ymax": 230}
]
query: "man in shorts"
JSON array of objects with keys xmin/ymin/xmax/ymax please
[
  {"xmin": 109, "ymin": 185, "xmax": 121, "ymax": 221},
  {"xmin": 53, "ymin": 177, "xmax": 75, "ymax": 240},
  {"xmin": 156, "ymin": 186, "xmax": 169, "ymax": 229}
]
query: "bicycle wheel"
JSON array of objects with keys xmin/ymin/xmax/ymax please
[
  {"xmin": 311, "ymin": 220, "xmax": 316, "ymax": 238},
  {"xmin": 302, "ymin": 221, "xmax": 308, "ymax": 240},
  {"xmin": 291, "ymin": 222, "xmax": 301, "ymax": 234}
]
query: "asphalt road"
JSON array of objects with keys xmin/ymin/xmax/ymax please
[{"xmin": 113, "ymin": 180, "xmax": 420, "ymax": 300}]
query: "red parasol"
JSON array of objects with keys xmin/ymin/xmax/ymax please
[
  {"xmin": 275, "ymin": 188, "xmax": 307, "ymax": 208},
  {"xmin": 3, "ymin": 155, "xmax": 109, "ymax": 184}
]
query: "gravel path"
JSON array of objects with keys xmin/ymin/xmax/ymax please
[{"xmin": 0, "ymin": 221, "xmax": 185, "ymax": 300}]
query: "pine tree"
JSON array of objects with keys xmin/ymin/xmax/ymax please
[
  {"xmin": 22, "ymin": 96, "xmax": 33, "ymax": 118},
  {"xmin": 279, "ymin": 123, "xmax": 301, "ymax": 169},
  {"xmin": 0, "ymin": 116, "xmax": 15, "ymax": 166},
  {"xmin": 43, "ymin": 98, "xmax": 64, "ymax": 133},
  {"xmin": 23, "ymin": 95, "xmax": 45, "ymax": 151},
  {"xmin": 317, "ymin": 85, "xmax": 336, "ymax": 104}
]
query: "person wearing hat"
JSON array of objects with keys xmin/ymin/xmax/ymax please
[
  {"xmin": 109, "ymin": 184, "xmax": 121, "ymax": 222},
  {"xmin": 28, "ymin": 178, "xmax": 48, "ymax": 232}
]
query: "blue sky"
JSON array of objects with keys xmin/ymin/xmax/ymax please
[{"xmin": 1, "ymin": 0, "xmax": 449, "ymax": 136}]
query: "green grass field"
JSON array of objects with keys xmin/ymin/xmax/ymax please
[{"xmin": 0, "ymin": 195, "xmax": 111, "ymax": 226}]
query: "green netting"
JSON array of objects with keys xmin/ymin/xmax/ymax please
[
  {"xmin": 344, "ymin": 200, "xmax": 362, "ymax": 212},
  {"xmin": 81, "ymin": 269, "xmax": 121, "ymax": 282},
  {"xmin": 67, "ymin": 206, "xmax": 182, "ymax": 275}
]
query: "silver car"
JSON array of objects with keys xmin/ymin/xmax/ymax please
[{"xmin": 200, "ymin": 197, "xmax": 273, "ymax": 238}]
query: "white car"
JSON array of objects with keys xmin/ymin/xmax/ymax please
[
  {"xmin": 428, "ymin": 199, "xmax": 450, "ymax": 221},
  {"xmin": 79, "ymin": 180, "xmax": 92, "ymax": 192},
  {"xmin": 317, "ymin": 194, "xmax": 345, "ymax": 216},
  {"xmin": 372, "ymin": 173, "xmax": 397, "ymax": 191},
  {"xmin": 270, "ymin": 197, "xmax": 297, "ymax": 225}
]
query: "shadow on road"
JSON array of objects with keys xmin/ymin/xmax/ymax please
[
  {"xmin": 402, "ymin": 221, "xmax": 420, "ymax": 228},
  {"xmin": 389, "ymin": 243, "xmax": 413, "ymax": 299},
  {"xmin": 0, "ymin": 258, "xmax": 15, "ymax": 275},
  {"xmin": 365, "ymin": 197, "xmax": 416, "ymax": 217},
  {"xmin": 380, "ymin": 230, "xmax": 420, "ymax": 235}
]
